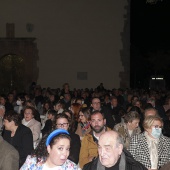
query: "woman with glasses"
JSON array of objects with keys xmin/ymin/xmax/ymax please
[
  {"xmin": 75, "ymin": 108, "xmax": 91, "ymax": 140},
  {"xmin": 54, "ymin": 113, "xmax": 81, "ymax": 165},
  {"xmin": 129, "ymin": 115, "xmax": 170, "ymax": 170}
]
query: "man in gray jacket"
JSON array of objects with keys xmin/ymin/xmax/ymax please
[{"xmin": 0, "ymin": 136, "xmax": 19, "ymax": 170}]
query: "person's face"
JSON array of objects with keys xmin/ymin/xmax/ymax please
[
  {"xmin": 90, "ymin": 113, "xmax": 105, "ymax": 133},
  {"xmin": 0, "ymin": 108, "xmax": 5, "ymax": 117},
  {"xmin": 3, "ymin": 119, "xmax": 14, "ymax": 131},
  {"xmin": 64, "ymin": 84, "xmax": 69, "ymax": 90},
  {"xmin": 47, "ymin": 138, "xmax": 70, "ymax": 167},
  {"xmin": 146, "ymin": 120, "xmax": 163, "ymax": 137},
  {"xmin": 127, "ymin": 119, "xmax": 140, "ymax": 130},
  {"xmin": 26, "ymin": 102, "xmax": 33, "ymax": 107},
  {"xmin": 98, "ymin": 135, "xmax": 122, "ymax": 167},
  {"xmin": 54, "ymin": 104, "xmax": 61, "ymax": 111},
  {"xmin": 24, "ymin": 109, "xmax": 34, "ymax": 122},
  {"xmin": 64, "ymin": 94, "xmax": 71, "ymax": 101},
  {"xmin": 145, "ymin": 110, "xmax": 157, "ymax": 117},
  {"xmin": 91, "ymin": 98, "xmax": 101, "ymax": 110},
  {"xmin": 44, "ymin": 103, "xmax": 50, "ymax": 110},
  {"xmin": 8, "ymin": 94, "xmax": 14, "ymax": 101},
  {"xmin": 25, "ymin": 95, "xmax": 30, "ymax": 101},
  {"xmin": 111, "ymin": 99, "xmax": 118, "ymax": 107},
  {"xmin": 105, "ymin": 96, "xmax": 109, "ymax": 102},
  {"xmin": 79, "ymin": 111, "xmax": 86, "ymax": 123},
  {"xmin": 135, "ymin": 101, "xmax": 141, "ymax": 108},
  {"xmin": 47, "ymin": 113, "xmax": 54, "ymax": 120},
  {"xmin": 76, "ymin": 99, "xmax": 82, "ymax": 105},
  {"xmin": 50, "ymin": 95, "xmax": 55, "ymax": 102},
  {"xmin": 56, "ymin": 118, "xmax": 69, "ymax": 131},
  {"xmin": 0, "ymin": 97, "xmax": 6, "ymax": 105}
]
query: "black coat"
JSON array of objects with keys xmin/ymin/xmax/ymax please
[
  {"xmin": 68, "ymin": 132, "xmax": 81, "ymax": 164},
  {"xmin": 41, "ymin": 119, "xmax": 53, "ymax": 136},
  {"xmin": 83, "ymin": 149, "xmax": 147, "ymax": 170},
  {"xmin": 3, "ymin": 124, "xmax": 33, "ymax": 168}
]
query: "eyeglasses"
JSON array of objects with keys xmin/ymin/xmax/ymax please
[{"xmin": 56, "ymin": 123, "xmax": 69, "ymax": 127}]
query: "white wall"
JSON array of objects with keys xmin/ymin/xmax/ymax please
[{"xmin": 0, "ymin": 0, "xmax": 129, "ymax": 90}]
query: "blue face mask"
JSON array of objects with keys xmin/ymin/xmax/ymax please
[{"xmin": 151, "ymin": 127, "xmax": 162, "ymax": 138}]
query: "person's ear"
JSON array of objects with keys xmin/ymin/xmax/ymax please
[
  {"xmin": 118, "ymin": 144, "xmax": 123, "ymax": 155},
  {"xmin": 47, "ymin": 145, "xmax": 51, "ymax": 154},
  {"xmin": 104, "ymin": 119, "xmax": 106, "ymax": 125}
]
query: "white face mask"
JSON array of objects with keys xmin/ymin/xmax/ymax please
[
  {"xmin": 151, "ymin": 127, "xmax": 162, "ymax": 138},
  {"xmin": 16, "ymin": 100, "xmax": 22, "ymax": 106}
]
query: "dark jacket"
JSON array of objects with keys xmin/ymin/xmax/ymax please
[
  {"xmin": 82, "ymin": 149, "xmax": 147, "ymax": 170},
  {"xmin": 68, "ymin": 132, "xmax": 81, "ymax": 164},
  {"xmin": 3, "ymin": 124, "xmax": 33, "ymax": 168},
  {"xmin": 41, "ymin": 119, "xmax": 53, "ymax": 136}
]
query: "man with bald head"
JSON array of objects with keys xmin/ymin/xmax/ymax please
[{"xmin": 83, "ymin": 130, "xmax": 147, "ymax": 170}]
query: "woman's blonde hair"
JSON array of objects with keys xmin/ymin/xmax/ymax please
[{"xmin": 143, "ymin": 115, "xmax": 163, "ymax": 130}]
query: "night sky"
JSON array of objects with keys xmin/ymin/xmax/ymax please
[{"xmin": 130, "ymin": 0, "xmax": 170, "ymax": 89}]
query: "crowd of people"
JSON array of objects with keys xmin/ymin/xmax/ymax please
[{"xmin": 0, "ymin": 82, "xmax": 170, "ymax": 170}]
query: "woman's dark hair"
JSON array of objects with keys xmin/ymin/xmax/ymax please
[
  {"xmin": 4, "ymin": 110, "xmax": 21, "ymax": 126},
  {"xmin": 129, "ymin": 106, "xmax": 141, "ymax": 115},
  {"xmin": 79, "ymin": 107, "xmax": 91, "ymax": 121},
  {"xmin": 48, "ymin": 109, "xmax": 57, "ymax": 116},
  {"xmin": 32, "ymin": 131, "xmax": 71, "ymax": 163}
]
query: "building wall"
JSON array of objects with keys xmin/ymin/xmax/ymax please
[{"xmin": 0, "ymin": 0, "xmax": 130, "ymax": 90}]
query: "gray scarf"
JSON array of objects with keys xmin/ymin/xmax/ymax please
[{"xmin": 97, "ymin": 152, "xmax": 126, "ymax": 170}]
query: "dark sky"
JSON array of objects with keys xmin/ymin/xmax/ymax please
[{"xmin": 130, "ymin": 0, "xmax": 170, "ymax": 89}]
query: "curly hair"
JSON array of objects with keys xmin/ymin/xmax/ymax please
[{"xmin": 31, "ymin": 131, "xmax": 71, "ymax": 163}]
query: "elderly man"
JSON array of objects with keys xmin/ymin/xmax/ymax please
[{"xmin": 83, "ymin": 130, "xmax": 147, "ymax": 170}]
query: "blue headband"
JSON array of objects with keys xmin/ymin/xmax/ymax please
[{"xmin": 46, "ymin": 129, "xmax": 69, "ymax": 146}]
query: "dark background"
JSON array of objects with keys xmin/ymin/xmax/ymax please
[{"xmin": 130, "ymin": 0, "xmax": 170, "ymax": 89}]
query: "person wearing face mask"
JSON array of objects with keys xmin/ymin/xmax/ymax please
[
  {"xmin": 14, "ymin": 95, "xmax": 25, "ymax": 114},
  {"xmin": 128, "ymin": 115, "xmax": 170, "ymax": 170}
]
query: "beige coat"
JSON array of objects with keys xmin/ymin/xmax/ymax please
[{"xmin": 22, "ymin": 118, "xmax": 41, "ymax": 142}]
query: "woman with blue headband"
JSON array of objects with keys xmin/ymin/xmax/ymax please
[{"xmin": 20, "ymin": 129, "xmax": 77, "ymax": 170}]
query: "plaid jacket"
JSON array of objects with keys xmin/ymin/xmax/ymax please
[{"xmin": 128, "ymin": 133, "xmax": 170, "ymax": 169}]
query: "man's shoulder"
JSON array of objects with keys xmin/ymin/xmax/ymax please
[
  {"xmin": 0, "ymin": 136, "xmax": 18, "ymax": 155},
  {"xmin": 17, "ymin": 124, "xmax": 33, "ymax": 134},
  {"xmin": 82, "ymin": 157, "xmax": 98, "ymax": 170}
]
